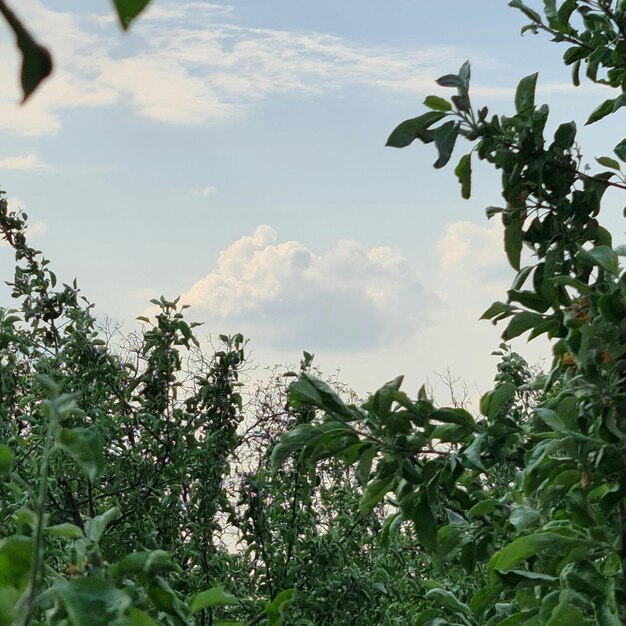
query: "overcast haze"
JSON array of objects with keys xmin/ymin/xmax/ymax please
[{"xmin": 1, "ymin": 0, "xmax": 624, "ymax": 400}]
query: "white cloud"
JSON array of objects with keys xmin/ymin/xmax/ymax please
[
  {"xmin": 0, "ymin": 1, "xmax": 606, "ymax": 136},
  {"xmin": 436, "ymin": 219, "xmax": 515, "ymax": 305},
  {"xmin": 0, "ymin": 155, "xmax": 50, "ymax": 170},
  {"xmin": 178, "ymin": 225, "xmax": 434, "ymax": 351},
  {"xmin": 439, "ymin": 220, "xmax": 503, "ymax": 275},
  {"xmin": 1, "ymin": 0, "xmax": 463, "ymax": 133},
  {"xmin": 438, "ymin": 219, "xmax": 538, "ymax": 286},
  {"xmin": 0, "ymin": 1, "xmax": 118, "ymax": 135},
  {"xmin": 191, "ymin": 185, "xmax": 217, "ymax": 196},
  {"xmin": 104, "ymin": 18, "xmax": 459, "ymax": 125}
]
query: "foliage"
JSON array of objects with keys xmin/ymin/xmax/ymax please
[
  {"xmin": 272, "ymin": 1, "xmax": 626, "ymax": 624},
  {"xmin": 5, "ymin": 1, "xmax": 626, "ymax": 625},
  {"xmin": 0, "ymin": 195, "xmax": 271, "ymax": 624},
  {"xmin": 0, "ymin": 194, "xmax": 429, "ymax": 624}
]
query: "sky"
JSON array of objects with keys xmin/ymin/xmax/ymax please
[{"xmin": 0, "ymin": 0, "xmax": 624, "ymax": 402}]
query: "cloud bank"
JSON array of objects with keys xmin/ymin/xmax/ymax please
[{"xmin": 179, "ymin": 225, "xmax": 433, "ymax": 351}]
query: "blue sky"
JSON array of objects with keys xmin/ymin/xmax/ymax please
[{"xmin": 0, "ymin": 0, "xmax": 623, "ymax": 400}]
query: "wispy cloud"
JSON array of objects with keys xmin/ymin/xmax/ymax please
[
  {"xmin": 1, "ymin": 0, "xmax": 464, "ymax": 134},
  {"xmin": 0, "ymin": 155, "xmax": 50, "ymax": 170}
]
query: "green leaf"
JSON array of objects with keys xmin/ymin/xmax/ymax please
[
  {"xmin": 436, "ymin": 73, "xmax": 463, "ymax": 88},
  {"xmin": 191, "ymin": 587, "xmax": 239, "ymax": 613},
  {"xmin": 514, "ymin": 73, "xmax": 538, "ymax": 114},
  {"xmin": 359, "ymin": 477, "xmax": 393, "ymax": 514},
  {"xmin": 614, "ymin": 138, "xmax": 626, "ymax": 162},
  {"xmin": 502, "ymin": 312, "xmax": 545, "ymax": 341},
  {"xmin": 288, "ymin": 374, "xmax": 351, "ymax": 416},
  {"xmin": 543, "ymin": 0, "xmax": 558, "ymax": 23},
  {"xmin": 147, "ymin": 577, "xmax": 187, "ymax": 620},
  {"xmin": 508, "ymin": 289, "xmax": 550, "ymax": 313},
  {"xmin": 112, "ymin": 0, "xmax": 151, "ymax": 31},
  {"xmin": 0, "ymin": 445, "xmax": 14, "ymax": 476},
  {"xmin": 433, "ymin": 121, "xmax": 459, "ymax": 169},
  {"xmin": 432, "ymin": 407, "xmax": 475, "ymax": 428},
  {"xmin": 467, "ymin": 499, "xmax": 498, "ymax": 519},
  {"xmin": 553, "ymin": 122, "xmax": 576, "ymax": 150},
  {"xmin": 480, "ymin": 301, "xmax": 513, "ymax": 321},
  {"xmin": 54, "ymin": 577, "xmax": 131, "ymax": 626},
  {"xmin": 454, "ymin": 153, "xmax": 472, "ymax": 199},
  {"xmin": 113, "ymin": 550, "xmax": 178, "ymax": 579},
  {"xmin": 411, "ymin": 492, "xmax": 438, "ymax": 553},
  {"xmin": 480, "ymin": 382, "xmax": 516, "ymax": 419},
  {"xmin": 497, "ymin": 569, "xmax": 557, "ymax": 589},
  {"xmin": 489, "ymin": 533, "xmax": 581, "ymax": 572},
  {"xmin": 535, "ymin": 408, "xmax": 567, "ymax": 433},
  {"xmin": 508, "ymin": 506, "xmax": 540, "ymax": 532},
  {"xmin": 596, "ymin": 156, "xmax": 621, "ymax": 171},
  {"xmin": 84, "ymin": 507, "xmax": 119, "ymax": 544},
  {"xmin": 431, "ymin": 423, "xmax": 472, "ymax": 443},
  {"xmin": 425, "ymin": 588, "xmax": 471, "ymax": 616},
  {"xmin": 572, "ymin": 59, "xmax": 581, "ymax": 86},
  {"xmin": 265, "ymin": 589, "xmax": 295, "ymax": 626},
  {"xmin": 504, "ymin": 217, "xmax": 523, "ymax": 270},
  {"xmin": 458, "ymin": 61, "xmax": 471, "ymax": 88},
  {"xmin": 593, "ymin": 577, "xmax": 621, "ymax": 626},
  {"xmin": 462, "ymin": 433, "xmax": 485, "ymax": 470},
  {"xmin": 424, "ymin": 95, "xmax": 452, "ymax": 112},
  {"xmin": 57, "ymin": 427, "xmax": 104, "ymax": 481},
  {"xmin": 356, "ymin": 446, "xmax": 377, "ymax": 486},
  {"xmin": 288, "ymin": 378, "xmax": 323, "ymax": 407},
  {"xmin": 509, "ymin": 0, "xmax": 543, "ymax": 23},
  {"xmin": 563, "ymin": 46, "xmax": 587, "ymax": 65},
  {"xmin": 0, "ymin": 5, "xmax": 53, "ymax": 102},
  {"xmin": 386, "ymin": 112, "xmax": 447, "ymax": 148},
  {"xmin": 124, "ymin": 609, "xmax": 158, "ymax": 626},
  {"xmin": 271, "ymin": 424, "xmax": 322, "ymax": 472},
  {"xmin": 380, "ymin": 512, "xmax": 403, "ymax": 547},
  {"xmin": 586, "ymin": 98, "xmax": 617, "ymax": 125},
  {"xmin": 46, "ymin": 523, "xmax": 84, "ymax": 538},
  {"xmin": 486, "ymin": 206, "xmax": 505, "ymax": 218},
  {"xmin": 0, "ymin": 536, "xmax": 32, "ymax": 592},
  {"xmin": 581, "ymin": 245, "xmax": 619, "ymax": 275},
  {"xmin": 546, "ymin": 599, "xmax": 586, "ymax": 625}
]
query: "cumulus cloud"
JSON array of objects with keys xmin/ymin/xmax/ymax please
[
  {"xmin": 437, "ymin": 219, "xmax": 523, "ymax": 305},
  {"xmin": 0, "ymin": 155, "xmax": 50, "ymax": 170},
  {"xmin": 1, "ymin": 0, "xmax": 463, "ymax": 134},
  {"xmin": 439, "ymin": 220, "xmax": 503, "ymax": 275},
  {"xmin": 179, "ymin": 225, "xmax": 434, "ymax": 351}
]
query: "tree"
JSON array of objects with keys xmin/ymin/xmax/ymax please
[
  {"xmin": 0, "ymin": 194, "xmax": 424, "ymax": 625},
  {"xmin": 273, "ymin": 1, "xmax": 626, "ymax": 623},
  {"xmin": 5, "ymin": 1, "xmax": 626, "ymax": 624}
]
